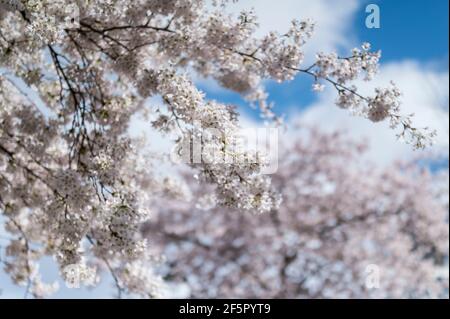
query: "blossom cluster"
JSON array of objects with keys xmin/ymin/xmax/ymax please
[
  {"xmin": 308, "ymin": 45, "xmax": 436, "ymax": 149},
  {"xmin": 154, "ymin": 70, "xmax": 281, "ymax": 213}
]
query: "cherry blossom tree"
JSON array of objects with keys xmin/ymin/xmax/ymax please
[
  {"xmin": 145, "ymin": 129, "xmax": 449, "ymax": 298},
  {"xmin": 0, "ymin": 0, "xmax": 445, "ymax": 298}
]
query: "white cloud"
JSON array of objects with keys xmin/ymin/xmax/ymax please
[{"xmin": 294, "ymin": 61, "xmax": 449, "ymax": 165}]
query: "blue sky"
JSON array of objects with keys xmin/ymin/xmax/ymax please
[{"xmin": 358, "ymin": 0, "xmax": 449, "ymax": 63}]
